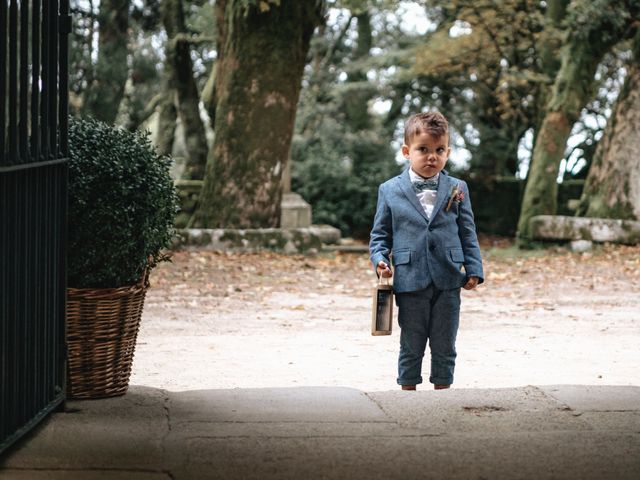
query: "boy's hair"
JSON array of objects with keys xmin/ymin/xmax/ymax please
[{"xmin": 404, "ymin": 111, "xmax": 449, "ymax": 145}]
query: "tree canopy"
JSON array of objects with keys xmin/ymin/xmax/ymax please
[{"xmin": 67, "ymin": 0, "xmax": 640, "ymax": 238}]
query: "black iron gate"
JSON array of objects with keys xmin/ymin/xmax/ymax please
[{"xmin": 1, "ymin": 0, "xmax": 70, "ymax": 454}]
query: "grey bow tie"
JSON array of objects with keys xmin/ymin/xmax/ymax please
[{"xmin": 412, "ymin": 178, "xmax": 439, "ymax": 192}]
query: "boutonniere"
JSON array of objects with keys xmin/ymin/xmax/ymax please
[{"xmin": 445, "ymin": 182, "xmax": 465, "ymax": 212}]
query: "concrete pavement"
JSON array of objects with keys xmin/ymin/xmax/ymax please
[{"xmin": 1, "ymin": 385, "xmax": 639, "ymax": 479}]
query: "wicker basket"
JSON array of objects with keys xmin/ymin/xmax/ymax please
[{"xmin": 66, "ymin": 277, "xmax": 149, "ymax": 399}]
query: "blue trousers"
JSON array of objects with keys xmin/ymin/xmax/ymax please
[{"xmin": 395, "ymin": 285, "xmax": 461, "ymax": 386}]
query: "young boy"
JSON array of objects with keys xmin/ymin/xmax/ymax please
[{"xmin": 369, "ymin": 111, "xmax": 484, "ymax": 391}]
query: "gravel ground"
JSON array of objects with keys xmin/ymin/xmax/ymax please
[{"xmin": 131, "ymin": 241, "xmax": 640, "ymax": 392}]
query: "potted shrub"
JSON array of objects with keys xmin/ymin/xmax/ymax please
[{"xmin": 66, "ymin": 117, "xmax": 179, "ymax": 399}]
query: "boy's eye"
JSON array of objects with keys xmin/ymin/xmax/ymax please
[{"xmin": 436, "ymin": 148, "xmax": 445, "ymax": 154}]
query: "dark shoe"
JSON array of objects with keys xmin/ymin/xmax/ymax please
[
  {"xmin": 401, "ymin": 385, "xmax": 416, "ymax": 391},
  {"xmin": 434, "ymin": 384, "xmax": 450, "ymax": 390}
]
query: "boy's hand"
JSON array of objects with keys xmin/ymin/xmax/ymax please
[
  {"xmin": 377, "ymin": 261, "xmax": 393, "ymax": 278},
  {"xmin": 463, "ymin": 276, "xmax": 479, "ymax": 290}
]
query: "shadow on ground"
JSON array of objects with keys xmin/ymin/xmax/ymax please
[{"xmin": 1, "ymin": 384, "xmax": 639, "ymax": 479}]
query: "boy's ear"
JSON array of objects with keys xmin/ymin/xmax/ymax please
[{"xmin": 401, "ymin": 144, "xmax": 410, "ymax": 158}]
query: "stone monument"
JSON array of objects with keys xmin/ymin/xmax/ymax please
[{"xmin": 280, "ymin": 158, "xmax": 313, "ymax": 229}]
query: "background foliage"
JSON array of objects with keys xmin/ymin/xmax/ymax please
[{"xmin": 67, "ymin": 0, "xmax": 639, "ymax": 237}]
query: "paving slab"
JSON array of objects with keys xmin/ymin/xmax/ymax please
[
  {"xmin": 168, "ymin": 421, "xmax": 426, "ymax": 439},
  {"xmin": 0, "ymin": 471, "xmax": 170, "ymax": 480},
  {"xmin": 61, "ymin": 386, "xmax": 167, "ymax": 419},
  {"xmin": 367, "ymin": 386, "xmax": 591, "ymax": 434},
  {"xmin": 1, "ymin": 418, "xmax": 167, "ymax": 471},
  {"xmin": 176, "ymin": 431, "xmax": 640, "ymax": 480},
  {"xmin": 1, "ymin": 387, "xmax": 168, "ymax": 471},
  {"xmin": 2, "ymin": 385, "xmax": 640, "ymax": 480},
  {"xmin": 166, "ymin": 386, "xmax": 391, "ymax": 423},
  {"xmin": 578, "ymin": 411, "xmax": 640, "ymax": 432},
  {"xmin": 540, "ymin": 385, "xmax": 640, "ymax": 412}
]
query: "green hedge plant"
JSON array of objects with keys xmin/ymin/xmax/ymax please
[{"xmin": 68, "ymin": 117, "xmax": 179, "ymax": 288}]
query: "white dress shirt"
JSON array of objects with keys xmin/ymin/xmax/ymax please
[{"xmin": 409, "ymin": 168, "xmax": 439, "ymax": 219}]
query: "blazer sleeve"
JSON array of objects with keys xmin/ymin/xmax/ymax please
[
  {"xmin": 369, "ymin": 184, "xmax": 393, "ymax": 270},
  {"xmin": 456, "ymin": 181, "xmax": 484, "ymax": 283}
]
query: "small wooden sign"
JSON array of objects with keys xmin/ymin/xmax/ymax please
[{"xmin": 371, "ymin": 280, "xmax": 393, "ymax": 336}]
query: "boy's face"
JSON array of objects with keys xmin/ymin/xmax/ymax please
[{"xmin": 402, "ymin": 132, "xmax": 450, "ymax": 179}]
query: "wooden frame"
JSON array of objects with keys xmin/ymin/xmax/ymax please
[{"xmin": 371, "ymin": 282, "xmax": 393, "ymax": 336}]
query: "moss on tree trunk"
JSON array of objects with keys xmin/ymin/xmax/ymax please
[
  {"xmin": 577, "ymin": 33, "xmax": 640, "ymax": 221},
  {"xmin": 532, "ymin": 0, "xmax": 569, "ymax": 152},
  {"xmin": 190, "ymin": 0, "xmax": 325, "ymax": 228},
  {"xmin": 161, "ymin": 0, "xmax": 209, "ymax": 180},
  {"xmin": 201, "ymin": 69, "xmax": 216, "ymax": 126},
  {"xmin": 83, "ymin": 0, "xmax": 130, "ymax": 124},
  {"xmin": 201, "ymin": 0, "xmax": 227, "ymax": 125},
  {"xmin": 155, "ymin": 92, "xmax": 177, "ymax": 157}
]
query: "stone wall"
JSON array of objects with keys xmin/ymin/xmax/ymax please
[
  {"xmin": 529, "ymin": 215, "xmax": 640, "ymax": 245},
  {"xmin": 174, "ymin": 226, "xmax": 342, "ymax": 253},
  {"xmin": 174, "ymin": 180, "xmax": 202, "ymax": 228}
]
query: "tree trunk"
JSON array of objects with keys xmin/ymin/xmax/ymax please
[
  {"xmin": 201, "ymin": 68, "xmax": 216, "ymax": 126},
  {"xmin": 83, "ymin": 0, "xmax": 130, "ymax": 124},
  {"xmin": 577, "ymin": 33, "xmax": 640, "ymax": 220},
  {"xmin": 344, "ymin": 11, "xmax": 373, "ymax": 132},
  {"xmin": 531, "ymin": 0, "xmax": 569, "ymax": 156},
  {"xmin": 190, "ymin": 0, "xmax": 325, "ymax": 228},
  {"xmin": 155, "ymin": 92, "xmax": 178, "ymax": 157},
  {"xmin": 517, "ymin": 51, "xmax": 602, "ymax": 239},
  {"xmin": 538, "ymin": 0, "xmax": 569, "ymax": 76},
  {"xmin": 516, "ymin": 1, "xmax": 637, "ymax": 240},
  {"xmin": 201, "ymin": 0, "xmax": 227, "ymax": 126},
  {"xmin": 161, "ymin": 0, "xmax": 209, "ymax": 180}
]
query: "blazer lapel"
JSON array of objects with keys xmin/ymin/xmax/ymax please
[
  {"xmin": 431, "ymin": 173, "xmax": 456, "ymax": 222},
  {"xmin": 398, "ymin": 169, "xmax": 430, "ymax": 224}
]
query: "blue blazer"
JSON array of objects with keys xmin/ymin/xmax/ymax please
[{"xmin": 369, "ymin": 169, "xmax": 484, "ymax": 293}]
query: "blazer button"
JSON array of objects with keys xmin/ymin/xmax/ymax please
[{"xmin": 429, "ymin": 244, "xmax": 435, "ymax": 251}]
